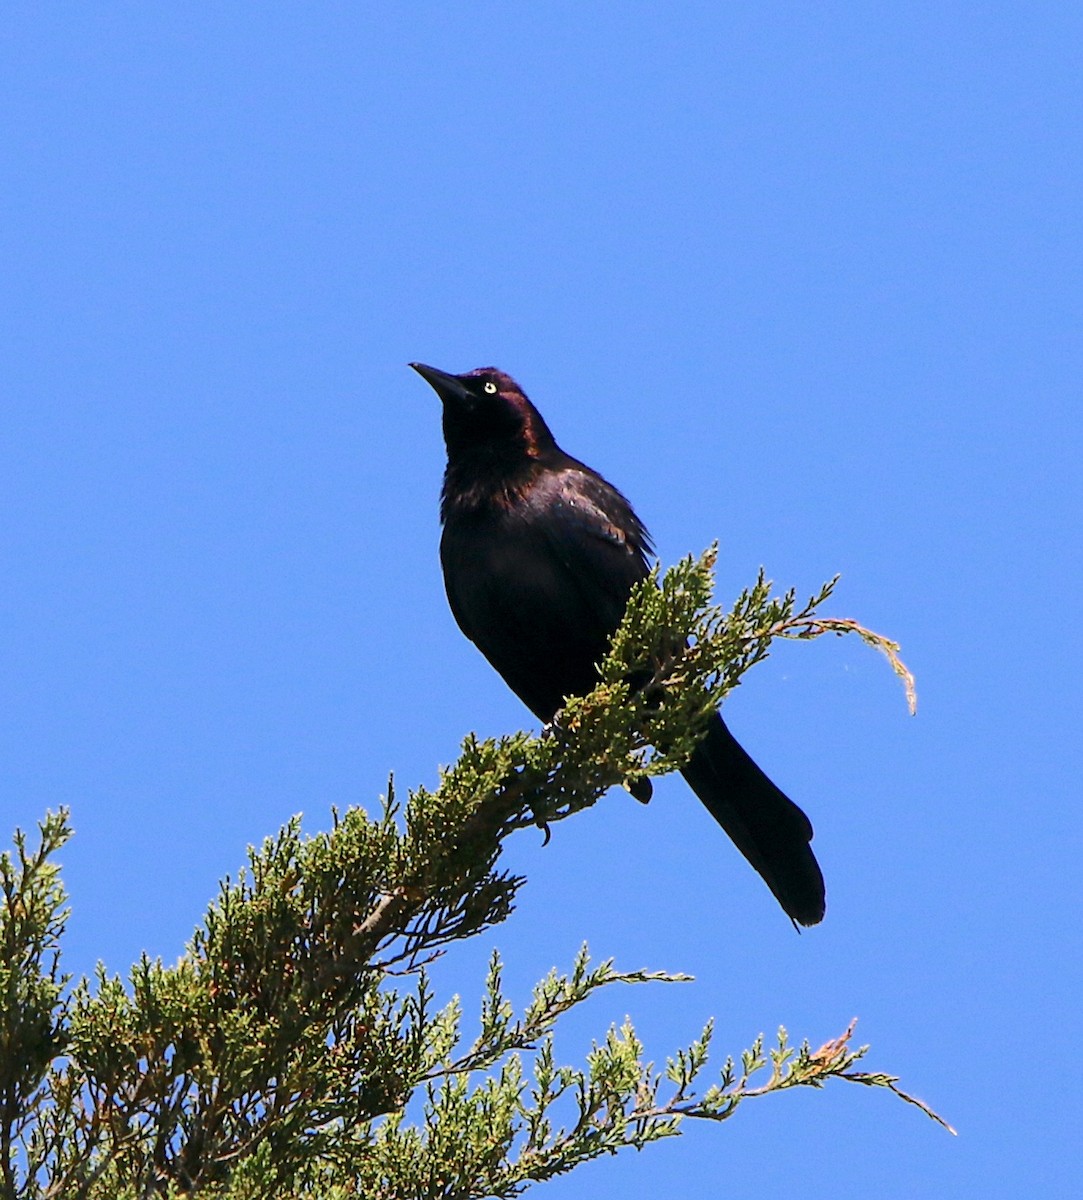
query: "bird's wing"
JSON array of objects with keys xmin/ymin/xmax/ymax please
[
  {"xmin": 530, "ymin": 466, "xmax": 653, "ymax": 633},
  {"xmin": 439, "ymin": 465, "xmax": 652, "ymax": 720}
]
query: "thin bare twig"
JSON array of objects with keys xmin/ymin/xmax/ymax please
[{"xmin": 771, "ymin": 614, "xmax": 918, "ymax": 715}]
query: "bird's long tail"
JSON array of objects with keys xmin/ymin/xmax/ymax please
[{"xmin": 679, "ymin": 713, "xmax": 826, "ymax": 926}]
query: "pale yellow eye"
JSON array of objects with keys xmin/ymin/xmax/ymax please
[{"xmin": 483, "ymin": 381, "xmax": 498, "ymax": 394}]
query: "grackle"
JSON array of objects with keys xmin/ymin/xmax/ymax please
[{"xmin": 411, "ymin": 362, "xmax": 825, "ymax": 926}]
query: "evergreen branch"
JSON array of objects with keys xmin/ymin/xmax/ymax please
[{"xmin": 0, "ymin": 551, "xmax": 934, "ymax": 1198}]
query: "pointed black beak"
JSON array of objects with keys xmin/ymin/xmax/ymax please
[{"xmin": 409, "ymin": 362, "xmax": 476, "ymax": 408}]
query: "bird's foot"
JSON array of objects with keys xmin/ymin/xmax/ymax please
[{"xmin": 624, "ymin": 777, "xmax": 653, "ymax": 805}]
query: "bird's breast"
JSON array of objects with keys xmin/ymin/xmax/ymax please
[{"xmin": 439, "ymin": 503, "xmax": 630, "ymax": 720}]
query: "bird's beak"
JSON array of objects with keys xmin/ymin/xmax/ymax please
[{"xmin": 409, "ymin": 362, "xmax": 475, "ymax": 408}]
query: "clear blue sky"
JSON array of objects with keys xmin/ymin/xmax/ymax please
[{"xmin": 2, "ymin": 5, "xmax": 1080, "ymax": 1195}]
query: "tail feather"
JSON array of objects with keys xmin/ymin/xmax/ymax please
[{"xmin": 680, "ymin": 714, "xmax": 826, "ymax": 926}]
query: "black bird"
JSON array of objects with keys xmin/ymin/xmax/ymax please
[{"xmin": 411, "ymin": 362, "xmax": 826, "ymax": 926}]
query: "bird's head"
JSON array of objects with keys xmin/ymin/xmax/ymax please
[{"xmin": 410, "ymin": 363, "xmax": 557, "ymax": 462}]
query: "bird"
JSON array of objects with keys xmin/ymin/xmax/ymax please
[{"xmin": 410, "ymin": 361, "xmax": 826, "ymax": 927}]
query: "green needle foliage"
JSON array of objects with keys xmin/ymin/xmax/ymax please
[{"xmin": 0, "ymin": 550, "xmax": 947, "ymax": 1200}]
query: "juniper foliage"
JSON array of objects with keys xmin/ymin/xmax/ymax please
[{"xmin": 0, "ymin": 551, "xmax": 946, "ymax": 1199}]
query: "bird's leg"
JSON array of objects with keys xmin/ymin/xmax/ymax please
[{"xmin": 539, "ymin": 712, "xmax": 567, "ymax": 739}]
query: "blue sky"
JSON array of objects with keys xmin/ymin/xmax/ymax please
[{"xmin": 2, "ymin": 4, "xmax": 1080, "ymax": 1195}]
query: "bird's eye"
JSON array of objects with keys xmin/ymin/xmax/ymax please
[{"xmin": 483, "ymin": 381, "xmax": 498, "ymax": 394}]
